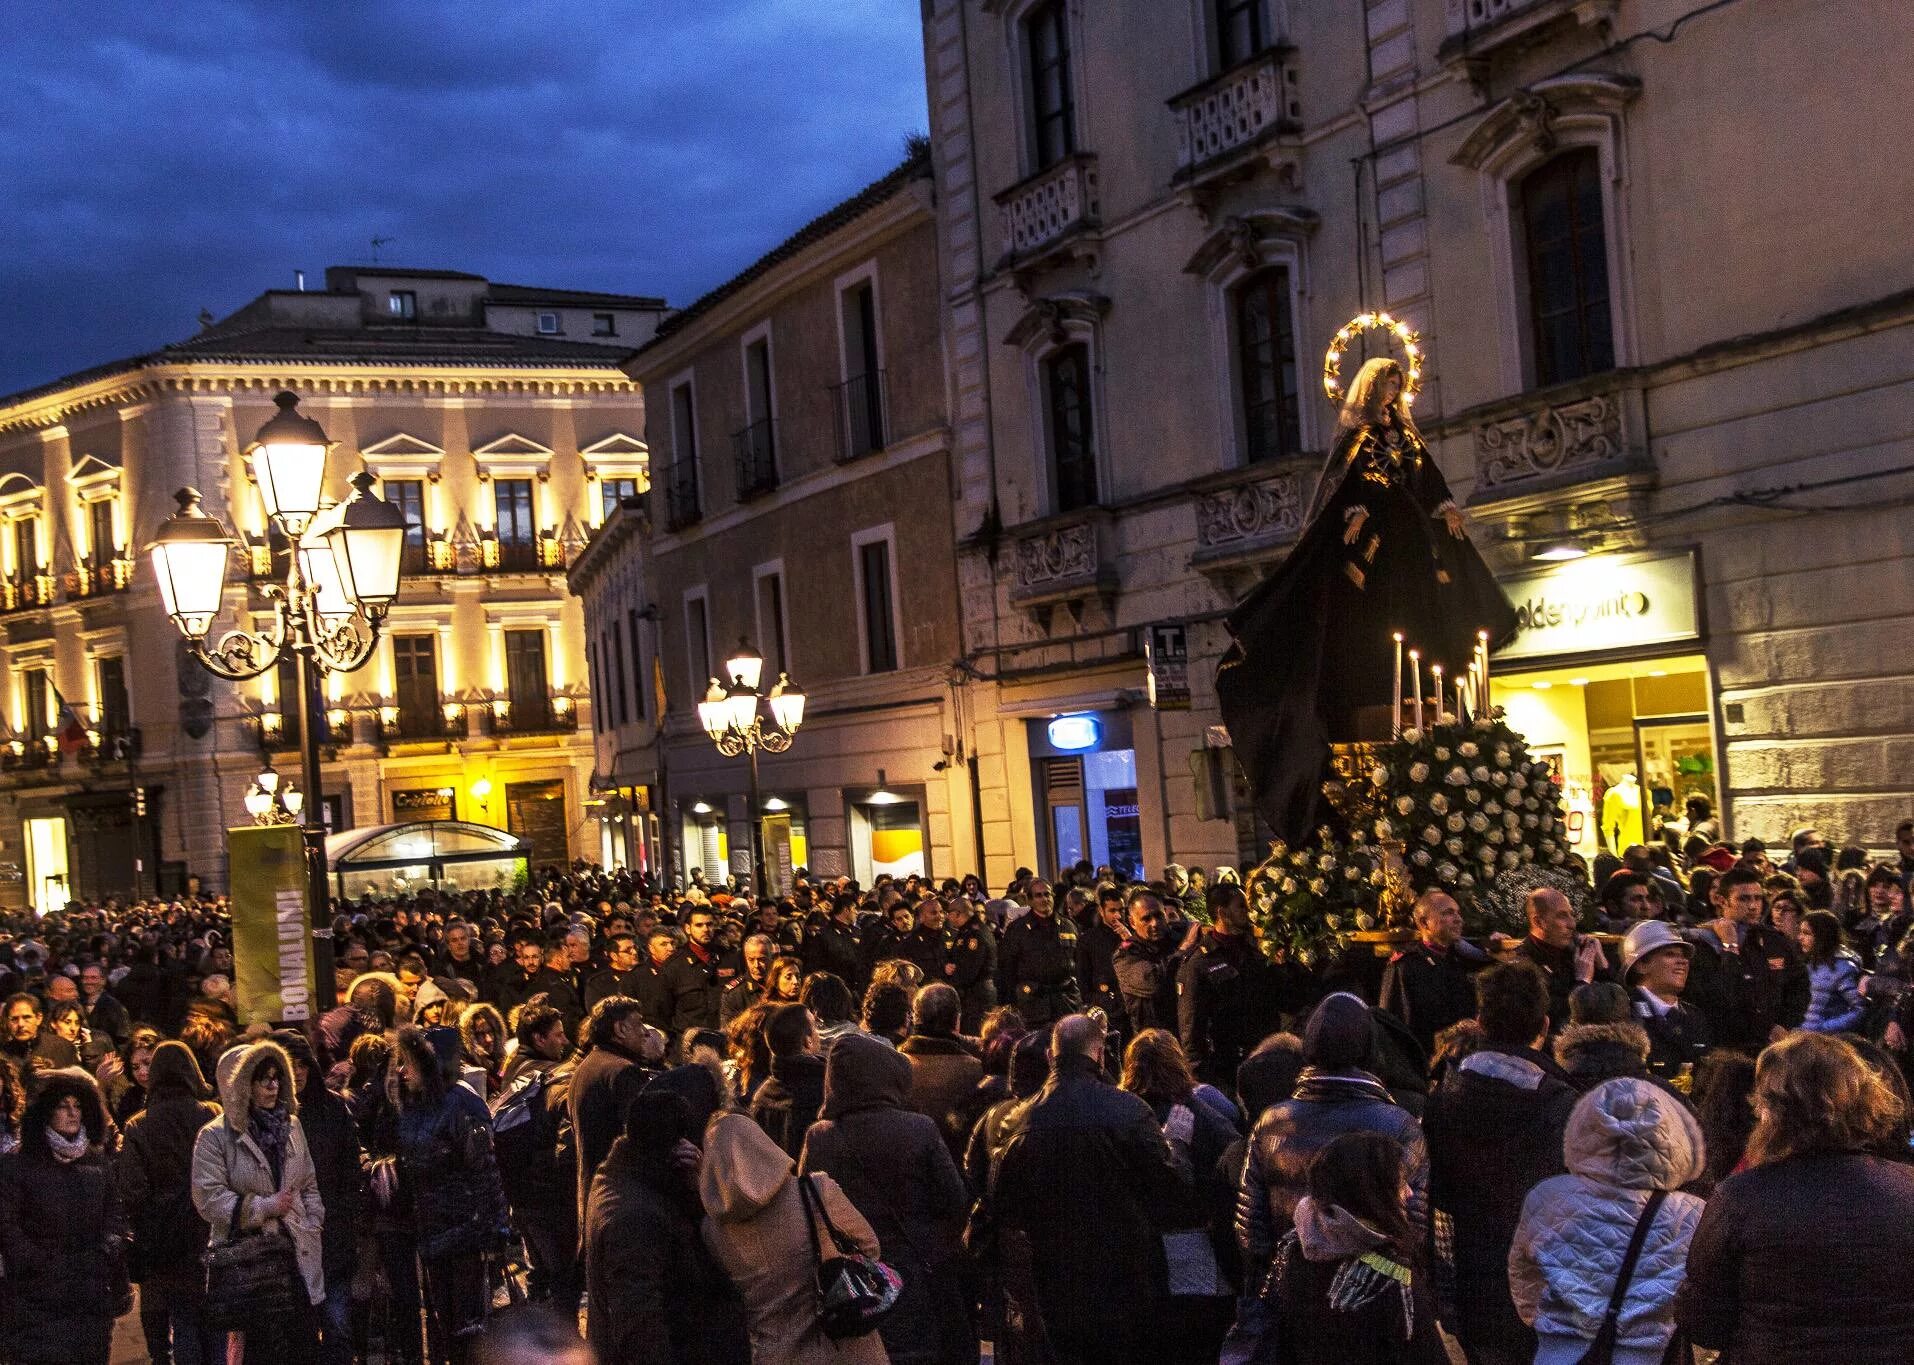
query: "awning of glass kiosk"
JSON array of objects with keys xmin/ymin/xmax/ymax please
[{"xmin": 324, "ymin": 820, "xmax": 532, "ymax": 872}]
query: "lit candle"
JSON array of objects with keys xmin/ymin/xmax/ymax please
[
  {"xmin": 1392, "ymin": 633, "xmax": 1404, "ymax": 738},
  {"xmin": 1431, "ymin": 663, "xmax": 1444, "ymax": 725},
  {"xmin": 1409, "ymin": 650, "xmax": 1422, "ymax": 731},
  {"xmin": 1457, "ymin": 680, "xmax": 1468, "ymax": 725},
  {"xmin": 1478, "ymin": 630, "xmax": 1491, "ymax": 711}
]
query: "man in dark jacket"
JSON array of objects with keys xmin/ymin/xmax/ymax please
[
  {"xmin": 1378, "ymin": 888, "xmax": 1488, "ymax": 1059},
  {"xmin": 658, "ymin": 907, "xmax": 742, "ymax": 1035},
  {"xmin": 941, "ymin": 897, "xmax": 998, "ymax": 1034},
  {"xmin": 489, "ymin": 935, "xmax": 559, "ymax": 1017},
  {"xmin": 1, "ymin": 991, "xmax": 78, "ymax": 1096},
  {"xmin": 1424, "ymin": 960, "xmax": 1578, "ymax": 1365},
  {"xmin": 748, "ymin": 1003, "xmax": 827, "ymax": 1158},
  {"xmin": 583, "ymin": 933, "xmax": 645, "ymax": 1011},
  {"xmin": 802, "ymin": 894, "xmax": 866, "ymax": 994},
  {"xmin": 997, "ymin": 880, "xmax": 1082, "ymax": 1028},
  {"xmin": 567, "ymin": 997, "xmax": 655, "ymax": 1219},
  {"xmin": 716, "ymin": 934, "xmax": 774, "ymax": 1027},
  {"xmin": 1513, "ymin": 886, "xmax": 1612, "ymax": 1035},
  {"xmin": 1113, "ymin": 890, "xmax": 1177, "ymax": 1032},
  {"xmin": 585, "ymin": 1091, "xmax": 749, "ymax": 1365},
  {"xmin": 1075, "ymin": 888, "xmax": 1129, "ymax": 1038},
  {"xmin": 496, "ymin": 1005, "xmax": 579, "ymax": 1312},
  {"xmin": 76, "ymin": 964, "xmax": 131, "ymax": 1048},
  {"xmin": 898, "ymin": 984, "xmax": 985, "ymax": 1161},
  {"xmin": 1235, "ymin": 992, "xmax": 1428, "ymax": 1286},
  {"xmin": 278, "ymin": 1029, "xmax": 365, "ymax": 1365},
  {"xmin": 1177, "ymin": 885, "xmax": 1287, "ymax": 1087},
  {"xmin": 994, "ymin": 1012, "xmax": 1190, "ymax": 1362},
  {"xmin": 1683, "ymin": 865, "xmax": 1808, "ymax": 1051}
]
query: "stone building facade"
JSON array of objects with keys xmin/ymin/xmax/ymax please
[
  {"xmin": 606, "ymin": 151, "xmax": 973, "ymax": 890},
  {"xmin": 917, "ymin": 0, "xmax": 1914, "ymax": 884},
  {"xmin": 0, "ymin": 266, "xmax": 663, "ymax": 910}
]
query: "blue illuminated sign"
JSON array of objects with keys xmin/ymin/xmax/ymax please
[{"xmin": 1046, "ymin": 714, "xmax": 1101, "ymax": 751}]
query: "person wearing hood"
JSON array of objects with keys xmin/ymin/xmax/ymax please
[
  {"xmin": 1552, "ymin": 981, "xmax": 1666, "ymax": 1096},
  {"xmin": 390, "ymin": 1024, "xmax": 513, "ymax": 1363},
  {"xmin": 119, "ymin": 1041, "xmax": 221, "ymax": 1365},
  {"xmin": 275, "ymin": 1029, "xmax": 366, "ymax": 1365},
  {"xmin": 749, "ymin": 1002, "xmax": 827, "ymax": 1158},
  {"xmin": 0, "ymin": 1068, "xmax": 129, "ymax": 1365},
  {"xmin": 1263, "ymin": 1131, "xmax": 1448, "ymax": 1364},
  {"xmin": 190, "ymin": 1038, "xmax": 325, "ymax": 1361},
  {"xmin": 1509, "ymin": 1077, "xmax": 1705, "ymax": 1365},
  {"xmin": 1236, "ymin": 993, "xmax": 1429, "ymax": 1292},
  {"xmin": 585, "ymin": 1091, "xmax": 749, "ymax": 1365},
  {"xmin": 800, "ymin": 1030, "xmax": 974, "ymax": 1364},
  {"xmin": 700, "ymin": 1110, "xmax": 889, "ymax": 1365}
]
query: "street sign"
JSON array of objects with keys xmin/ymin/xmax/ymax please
[{"xmin": 1147, "ymin": 622, "xmax": 1191, "ymax": 710}]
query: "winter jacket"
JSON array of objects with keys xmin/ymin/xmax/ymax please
[
  {"xmin": 585, "ymin": 1134, "xmax": 749, "ymax": 1365},
  {"xmin": 1683, "ymin": 921, "xmax": 1808, "ymax": 1050},
  {"xmin": 117, "ymin": 1046, "xmax": 220, "ymax": 1286},
  {"xmin": 1177, "ymin": 927, "xmax": 1287, "ymax": 1087},
  {"xmin": 1551, "ymin": 1020, "xmax": 1684, "ymax": 1104},
  {"xmin": 395, "ymin": 1068, "xmax": 513, "ymax": 1263},
  {"xmin": 1112, "ymin": 935, "xmax": 1176, "ymax": 1032},
  {"xmin": 1378, "ymin": 937, "xmax": 1489, "ymax": 1059},
  {"xmin": 0, "ymin": 1071, "xmax": 128, "ymax": 1365},
  {"xmin": 659, "ymin": 943, "xmax": 744, "ymax": 1034},
  {"xmin": 1424, "ymin": 1045, "xmax": 1578, "ymax": 1362},
  {"xmin": 748, "ymin": 1051, "xmax": 826, "ymax": 1159},
  {"xmin": 699, "ymin": 1113, "xmax": 889, "ymax": 1365},
  {"xmin": 569, "ymin": 1038, "xmax": 650, "ymax": 1217},
  {"xmin": 898, "ymin": 1032, "xmax": 985, "ymax": 1160},
  {"xmin": 996, "ymin": 912, "xmax": 1081, "ymax": 1026},
  {"xmin": 190, "ymin": 1040, "xmax": 326, "ymax": 1305},
  {"xmin": 1509, "ymin": 1078, "xmax": 1705, "ymax": 1365},
  {"xmin": 1675, "ymin": 1151, "xmax": 1914, "ymax": 1364},
  {"xmin": 992, "ymin": 1050, "xmax": 1190, "ymax": 1348},
  {"xmin": 1801, "ymin": 951, "xmax": 1866, "ymax": 1032},
  {"xmin": 800, "ymin": 1033, "xmax": 975, "ymax": 1365},
  {"xmin": 1236, "ymin": 1068, "xmax": 1429, "ymax": 1281}
]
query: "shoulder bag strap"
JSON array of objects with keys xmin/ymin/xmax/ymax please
[
  {"xmin": 1597, "ymin": 1189, "xmax": 1669, "ymax": 1336},
  {"xmin": 795, "ymin": 1172, "xmax": 835, "ymax": 1262}
]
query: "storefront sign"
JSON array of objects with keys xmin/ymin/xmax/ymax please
[
  {"xmin": 229, "ymin": 824, "xmax": 315, "ymax": 1025},
  {"xmin": 1047, "ymin": 714, "xmax": 1102, "ymax": 751},
  {"xmin": 1147, "ymin": 623, "xmax": 1191, "ymax": 710},
  {"xmin": 1495, "ymin": 550, "xmax": 1700, "ymax": 663},
  {"xmin": 394, "ymin": 786, "xmax": 457, "ymax": 822}
]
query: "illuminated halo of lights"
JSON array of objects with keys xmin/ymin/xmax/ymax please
[{"xmin": 1322, "ymin": 311, "xmax": 1423, "ymax": 406}]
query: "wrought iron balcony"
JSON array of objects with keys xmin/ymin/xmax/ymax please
[
  {"xmin": 65, "ymin": 554, "xmax": 134, "ymax": 599},
  {"xmin": 830, "ymin": 372, "xmax": 889, "ymax": 463},
  {"xmin": 662, "ymin": 459, "xmax": 702, "ymax": 531},
  {"xmin": 0, "ymin": 573, "xmax": 56, "ymax": 614},
  {"xmin": 994, "ymin": 153, "xmax": 1100, "ymax": 268},
  {"xmin": 489, "ymin": 694, "xmax": 579, "ymax": 736},
  {"xmin": 80, "ymin": 725, "xmax": 141, "ymax": 765},
  {"xmin": 1170, "ymin": 48, "xmax": 1302, "ymax": 184},
  {"xmin": 732, "ymin": 418, "xmax": 780, "ymax": 499},
  {"xmin": 0, "ymin": 739, "xmax": 55, "ymax": 772},
  {"xmin": 380, "ymin": 703, "xmax": 467, "ymax": 743}
]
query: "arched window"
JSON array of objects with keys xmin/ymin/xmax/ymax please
[
  {"xmin": 1234, "ymin": 266, "xmax": 1301, "ymax": 463},
  {"xmin": 1520, "ymin": 148, "xmax": 1614, "ymax": 386}
]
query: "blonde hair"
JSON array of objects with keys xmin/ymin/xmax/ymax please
[
  {"xmin": 1745, "ymin": 1032, "xmax": 1906, "ymax": 1167},
  {"xmin": 1339, "ymin": 356, "xmax": 1420, "ymax": 439}
]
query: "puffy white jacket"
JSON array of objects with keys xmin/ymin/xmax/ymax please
[{"xmin": 1509, "ymin": 1077, "xmax": 1704, "ymax": 1365}]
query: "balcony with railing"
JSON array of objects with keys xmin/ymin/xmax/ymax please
[
  {"xmin": 489, "ymin": 693, "xmax": 579, "ymax": 737},
  {"xmin": 79, "ymin": 724, "xmax": 141, "ymax": 765},
  {"xmin": 830, "ymin": 372, "xmax": 889, "ymax": 463},
  {"xmin": 732, "ymin": 419, "xmax": 780, "ymax": 499},
  {"xmin": 0, "ymin": 738, "xmax": 55, "ymax": 773},
  {"xmin": 1169, "ymin": 47, "xmax": 1302, "ymax": 187},
  {"xmin": 662, "ymin": 460, "xmax": 702, "ymax": 531},
  {"xmin": 994, "ymin": 153, "xmax": 1100, "ymax": 270},
  {"xmin": 1439, "ymin": 0, "xmax": 1613, "ymax": 62},
  {"xmin": 1007, "ymin": 506, "xmax": 1117, "ymax": 614},
  {"xmin": 65, "ymin": 554, "xmax": 134, "ymax": 600},
  {"xmin": 380, "ymin": 701, "xmax": 469, "ymax": 745},
  {"xmin": 0, "ymin": 573, "xmax": 56, "ymax": 614}
]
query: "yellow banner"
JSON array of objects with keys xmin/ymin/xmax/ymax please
[{"xmin": 229, "ymin": 825, "xmax": 317, "ymax": 1025}]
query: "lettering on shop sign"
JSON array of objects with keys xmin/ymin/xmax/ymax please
[
  {"xmin": 1106, "ymin": 803, "xmax": 1140, "ymax": 819},
  {"xmin": 1495, "ymin": 550, "xmax": 1700, "ymax": 663}
]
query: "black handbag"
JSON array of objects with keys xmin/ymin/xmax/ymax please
[
  {"xmin": 1577, "ymin": 1189, "xmax": 1668, "ymax": 1365},
  {"xmin": 203, "ymin": 1191, "xmax": 304, "ymax": 1331},
  {"xmin": 796, "ymin": 1172, "xmax": 903, "ymax": 1340}
]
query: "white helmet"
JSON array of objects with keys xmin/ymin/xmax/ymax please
[{"xmin": 1620, "ymin": 919, "xmax": 1692, "ymax": 982}]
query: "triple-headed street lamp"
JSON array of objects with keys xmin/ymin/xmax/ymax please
[
  {"xmin": 697, "ymin": 638, "xmax": 806, "ymax": 894},
  {"xmin": 145, "ymin": 390, "xmax": 409, "ymax": 1010}
]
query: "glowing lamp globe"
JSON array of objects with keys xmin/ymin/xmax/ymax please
[
  {"xmin": 145, "ymin": 488, "xmax": 235, "ymax": 639},
  {"xmin": 247, "ymin": 391, "xmax": 334, "ymax": 534}
]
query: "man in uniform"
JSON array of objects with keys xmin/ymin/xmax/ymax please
[
  {"xmin": 941, "ymin": 895, "xmax": 998, "ymax": 1034},
  {"xmin": 1176, "ymin": 883, "xmax": 1283, "ymax": 1087},
  {"xmin": 1112, "ymin": 890, "xmax": 1175, "ymax": 1032},
  {"xmin": 718, "ymin": 933, "xmax": 775, "ymax": 1026},
  {"xmin": 1379, "ymin": 888, "xmax": 1489, "ymax": 1060},
  {"xmin": 803, "ymin": 892, "xmax": 866, "ymax": 993},
  {"xmin": 1076, "ymin": 884, "xmax": 1129, "ymax": 1040},
  {"xmin": 658, "ymin": 906, "xmax": 742, "ymax": 1035},
  {"xmin": 997, "ymin": 878, "xmax": 1081, "ymax": 1027}
]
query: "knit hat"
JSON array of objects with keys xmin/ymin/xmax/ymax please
[
  {"xmin": 1568, "ymin": 980, "xmax": 1632, "ymax": 1027},
  {"xmin": 1304, "ymin": 992, "xmax": 1373, "ymax": 1069}
]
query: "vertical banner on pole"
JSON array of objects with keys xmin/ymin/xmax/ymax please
[
  {"xmin": 761, "ymin": 813, "xmax": 793, "ymax": 899},
  {"xmin": 230, "ymin": 824, "xmax": 316, "ymax": 1024}
]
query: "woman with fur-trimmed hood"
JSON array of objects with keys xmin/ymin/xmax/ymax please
[
  {"xmin": 191, "ymin": 1038, "xmax": 326, "ymax": 1354},
  {"xmin": 0, "ymin": 1067, "xmax": 128, "ymax": 1364}
]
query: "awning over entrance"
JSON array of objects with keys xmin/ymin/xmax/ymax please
[{"xmin": 325, "ymin": 819, "xmax": 532, "ymax": 898}]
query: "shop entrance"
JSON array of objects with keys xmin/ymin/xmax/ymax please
[
  {"xmin": 1491, "ymin": 654, "xmax": 1716, "ymax": 859},
  {"xmin": 23, "ymin": 815, "xmax": 69, "ymax": 914},
  {"xmin": 1027, "ymin": 711, "xmax": 1144, "ymax": 880}
]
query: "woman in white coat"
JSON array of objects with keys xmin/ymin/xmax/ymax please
[
  {"xmin": 1508, "ymin": 1076, "xmax": 1704, "ymax": 1365},
  {"xmin": 190, "ymin": 1038, "xmax": 325, "ymax": 1363}
]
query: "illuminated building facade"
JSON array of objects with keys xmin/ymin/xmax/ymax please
[{"xmin": 0, "ymin": 266, "xmax": 663, "ymax": 909}]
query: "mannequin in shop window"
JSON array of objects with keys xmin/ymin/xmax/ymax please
[
  {"xmin": 1602, "ymin": 773, "xmax": 1645, "ymax": 853},
  {"xmin": 1218, "ymin": 355, "xmax": 1518, "ymax": 842}
]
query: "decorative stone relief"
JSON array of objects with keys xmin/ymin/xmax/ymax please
[
  {"xmin": 1014, "ymin": 519, "xmax": 1098, "ymax": 589},
  {"xmin": 1196, "ymin": 471, "xmax": 1304, "ymax": 551},
  {"xmin": 1475, "ymin": 393, "xmax": 1623, "ymax": 489}
]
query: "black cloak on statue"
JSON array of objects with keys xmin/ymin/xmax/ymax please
[{"xmin": 1216, "ymin": 414, "xmax": 1517, "ymax": 843}]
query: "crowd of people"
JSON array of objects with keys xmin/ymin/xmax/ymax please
[{"xmin": 0, "ymin": 813, "xmax": 1911, "ymax": 1364}]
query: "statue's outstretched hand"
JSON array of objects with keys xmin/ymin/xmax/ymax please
[
  {"xmin": 1343, "ymin": 505, "xmax": 1369, "ymax": 545},
  {"xmin": 1436, "ymin": 501, "xmax": 1467, "ymax": 539}
]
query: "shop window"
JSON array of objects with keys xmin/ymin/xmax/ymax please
[
  {"xmin": 1234, "ymin": 265, "xmax": 1302, "ymax": 464},
  {"xmin": 1520, "ymin": 148, "xmax": 1614, "ymax": 387},
  {"xmin": 851, "ymin": 796, "xmax": 925, "ymax": 885},
  {"xmin": 507, "ymin": 779, "xmax": 569, "ymax": 868}
]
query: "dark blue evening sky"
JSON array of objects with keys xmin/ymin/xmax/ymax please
[{"xmin": 0, "ymin": 2, "xmax": 928, "ymax": 396}]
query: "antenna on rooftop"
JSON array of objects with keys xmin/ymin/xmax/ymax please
[{"xmin": 371, "ymin": 235, "xmax": 396, "ymax": 263}]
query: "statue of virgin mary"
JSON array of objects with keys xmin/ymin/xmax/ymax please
[{"xmin": 1217, "ymin": 355, "xmax": 1518, "ymax": 842}]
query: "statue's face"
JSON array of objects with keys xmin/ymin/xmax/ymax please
[{"xmin": 1382, "ymin": 371, "xmax": 1403, "ymax": 404}]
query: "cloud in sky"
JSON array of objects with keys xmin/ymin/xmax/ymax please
[{"xmin": 0, "ymin": 1, "xmax": 928, "ymax": 394}]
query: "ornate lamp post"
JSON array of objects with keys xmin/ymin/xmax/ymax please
[
  {"xmin": 696, "ymin": 638, "xmax": 806, "ymax": 893},
  {"xmin": 145, "ymin": 391, "xmax": 408, "ymax": 1010}
]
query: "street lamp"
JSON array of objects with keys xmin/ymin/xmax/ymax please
[
  {"xmin": 145, "ymin": 390, "xmax": 409, "ymax": 1011},
  {"xmin": 698, "ymin": 637, "xmax": 805, "ymax": 894}
]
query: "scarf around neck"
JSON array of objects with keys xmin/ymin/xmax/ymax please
[
  {"xmin": 46, "ymin": 1125, "xmax": 90, "ymax": 1163},
  {"xmin": 1290, "ymin": 1195, "xmax": 1416, "ymax": 1339},
  {"xmin": 249, "ymin": 1104, "xmax": 291, "ymax": 1185}
]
